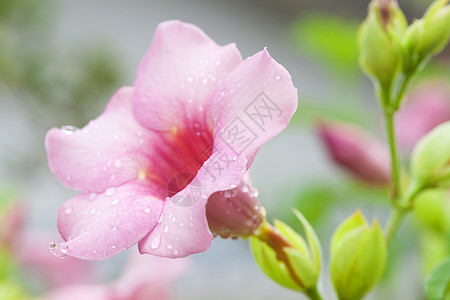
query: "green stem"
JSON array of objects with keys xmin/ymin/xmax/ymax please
[
  {"xmin": 384, "ymin": 111, "xmax": 401, "ymax": 201},
  {"xmin": 305, "ymin": 286, "xmax": 323, "ymax": 300},
  {"xmin": 384, "ymin": 180, "xmax": 423, "ymax": 246}
]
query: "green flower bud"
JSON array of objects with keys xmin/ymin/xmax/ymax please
[
  {"xmin": 250, "ymin": 210, "xmax": 322, "ymax": 295},
  {"xmin": 411, "ymin": 122, "xmax": 450, "ymax": 188},
  {"xmin": 330, "ymin": 210, "xmax": 387, "ymax": 300},
  {"xmin": 414, "ymin": 189, "xmax": 450, "ymax": 233},
  {"xmin": 358, "ymin": 0, "xmax": 406, "ymax": 94},
  {"xmin": 405, "ymin": 0, "xmax": 450, "ymax": 64}
]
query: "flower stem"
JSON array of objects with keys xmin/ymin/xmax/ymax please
[
  {"xmin": 384, "ymin": 110, "xmax": 401, "ymax": 201},
  {"xmin": 305, "ymin": 286, "xmax": 323, "ymax": 300}
]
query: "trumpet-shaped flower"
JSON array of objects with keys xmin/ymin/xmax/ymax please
[{"xmin": 45, "ymin": 21, "xmax": 298, "ymax": 260}]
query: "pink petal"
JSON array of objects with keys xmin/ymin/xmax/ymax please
[
  {"xmin": 113, "ymin": 250, "xmax": 189, "ymax": 300},
  {"xmin": 210, "ymin": 49, "xmax": 298, "ymax": 167},
  {"xmin": 133, "ymin": 20, "xmax": 242, "ymax": 131},
  {"xmin": 15, "ymin": 231, "xmax": 93, "ymax": 289},
  {"xmin": 52, "ymin": 181, "xmax": 163, "ymax": 260},
  {"xmin": 45, "ymin": 87, "xmax": 163, "ymax": 194},
  {"xmin": 44, "ymin": 285, "xmax": 109, "ymax": 300},
  {"xmin": 139, "ymin": 147, "xmax": 247, "ymax": 258}
]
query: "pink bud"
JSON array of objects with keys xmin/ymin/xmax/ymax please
[
  {"xmin": 318, "ymin": 121, "xmax": 390, "ymax": 186},
  {"xmin": 206, "ymin": 173, "xmax": 265, "ymax": 239},
  {"xmin": 0, "ymin": 202, "xmax": 25, "ymax": 249},
  {"xmin": 396, "ymin": 82, "xmax": 450, "ymax": 154}
]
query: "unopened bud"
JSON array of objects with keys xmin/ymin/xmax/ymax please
[{"xmin": 330, "ymin": 210, "xmax": 387, "ymax": 300}]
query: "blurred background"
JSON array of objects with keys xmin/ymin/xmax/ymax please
[{"xmin": 1, "ymin": 0, "xmax": 449, "ymax": 299}]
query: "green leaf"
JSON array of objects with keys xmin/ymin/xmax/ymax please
[{"xmin": 426, "ymin": 256, "xmax": 450, "ymax": 300}]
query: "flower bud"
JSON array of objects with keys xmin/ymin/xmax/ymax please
[
  {"xmin": 330, "ymin": 210, "xmax": 387, "ymax": 300},
  {"xmin": 358, "ymin": 0, "xmax": 406, "ymax": 93},
  {"xmin": 317, "ymin": 121, "xmax": 390, "ymax": 186},
  {"xmin": 250, "ymin": 210, "xmax": 321, "ymax": 294},
  {"xmin": 411, "ymin": 121, "xmax": 450, "ymax": 188},
  {"xmin": 206, "ymin": 172, "xmax": 265, "ymax": 239},
  {"xmin": 405, "ymin": 0, "xmax": 450, "ymax": 63},
  {"xmin": 0, "ymin": 189, "xmax": 24, "ymax": 250},
  {"xmin": 414, "ymin": 189, "xmax": 450, "ymax": 233}
]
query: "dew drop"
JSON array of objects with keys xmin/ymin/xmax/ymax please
[
  {"xmin": 274, "ymin": 74, "xmax": 281, "ymax": 81},
  {"xmin": 112, "ymin": 245, "xmax": 116, "ymax": 249},
  {"xmin": 224, "ymin": 191, "xmax": 232, "ymax": 198},
  {"xmin": 186, "ymin": 76, "xmax": 194, "ymax": 82},
  {"xmin": 61, "ymin": 126, "xmax": 77, "ymax": 135},
  {"xmin": 173, "ymin": 249, "xmax": 179, "ymax": 256},
  {"xmin": 164, "ymin": 225, "xmax": 169, "ymax": 232},
  {"xmin": 105, "ymin": 187, "xmax": 116, "ymax": 196},
  {"xmin": 111, "ymin": 198, "xmax": 120, "ymax": 205},
  {"xmin": 150, "ymin": 235, "xmax": 161, "ymax": 249},
  {"xmin": 89, "ymin": 193, "xmax": 97, "ymax": 201},
  {"xmin": 114, "ymin": 159, "xmax": 122, "ymax": 168},
  {"xmin": 144, "ymin": 208, "xmax": 151, "ymax": 214},
  {"xmin": 242, "ymin": 185, "xmax": 249, "ymax": 193},
  {"xmin": 167, "ymin": 244, "xmax": 173, "ymax": 249},
  {"xmin": 157, "ymin": 213, "xmax": 165, "ymax": 223},
  {"xmin": 64, "ymin": 206, "xmax": 73, "ymax": 214}
]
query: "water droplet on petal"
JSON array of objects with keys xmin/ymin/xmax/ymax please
[
  {"xmin": 114, "ymin": 159, "xmax": 122, "ymax": 167},
  {"xmin": 150, "ymin": 235, "xmax": 161, "ymax": 249},
  {"xmin": 89, "ymin": 193, "xmax": 97, "ymax": 201},
  {"xmin": 167, "ymin": 244, "xmax": 173, "ymax": 249},
  {"xmin": 186, "ymin": 76, "xmax": 194, "ymax": 82},
  {"xmin": 163, "ymin": 225, "xmax": 169, "ymax": 232},
  {"xmin": 111, "ymin": 197, "xmax": 120, "ymax": 205},
  {"xmin": 144, "ymin": 208, "xmax": 151, "ymax": 214},
  {"xmin": 157, "ymin": 213, "xmax": 164, "ymax": 223},
  {"xmin": 242, "ymin": 185, "xmax": 249, "ymax": 193},
  {"xmin": 173, "ymin": 249, "xmax": 179, "ymax": 256},
  {"xmin": 274, "ymin": 74, "xmax": 281, "ymax": 81},
  {"xmin": 224, "ymin": 191, "xmax": 232, "ymax": 198},
  {"xmin": 112, "ymin": 245, "xmax": 116, "ymax": 249},
  {"xmin": 105, "ymin": 187, "xmax": 116, "ymax": 196},
  {"xmin": 61, "ymin": 126, "xmax": 78, "ymax": 135},
  {"xmin": 64, "ymin": 206, "xmax": 73, "ymax": 214}
]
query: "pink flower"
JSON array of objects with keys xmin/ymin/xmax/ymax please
[
  {"xmin": 317, "ymin": 120, "xmax": 390, "ymax": 186},
  {"xmin": 44, "ymin": 250, "xmax": 189, "ymax": 300},
  {"xmin": 396, "ymin": 82, "xmax": 450, "ymax": 154},
  {"xmin": 45, "ymin": 21, "xmax": 298, "ymax": 260}
]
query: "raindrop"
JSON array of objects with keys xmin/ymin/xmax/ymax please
[
  {"xmin": 274, "ymin": 74, "xmax": 281, "ymax": 81},
  {"xmin": 150, "ymin": 235, "xmax": 161, "ymax": 249},
  {"xmin": 215, "ymin": 60, "xmax": 221, "ymax": 66},
  {"xmin": 218, "ymin": 87, "xmax": 225, "ymax": 97},
  {"xmin": 114, "ymin": 159, "xmax": 122, "ymax": 168},
  {"xmin": 173, "ymin": 249, "xmax": 179, "ymax": 256},
  {"xmin": 89, "ymin": 193, "xmax": 97, "ymax": 201},
  {"xmin": 167, "ymin": 244, "xmax": 173, "ymax": 249},
  {"xmin": 64, "ymin": 207, "xmax": 73, "ymax": 214},
  {"xmin": 90, "ymin": 208, "xmax": 96, "ymax": 215},
  {"xmin": 157, "ymin": 213, "xmax": 165, "ymax": 223},
  {"xmin": 224, "ymin": 191, "xmax": 232, "ymax": 198},
  {"xmin": 242, "ymin": 185, "xmax": 249, "ymax": 193},
  {"xmin": 144, "ymin": 208, "xmax": 151, "ymax": 214},
  {"xmin": 164, "ymin": 225, "xmax": 169, "ymax": 232},
  {"xmin": 186, "ymin": 76, "xmax": 194, "ymax": 82},
  {"xmin": 93, "ymin": 250, "xmax": 97, "ymax": 254},
  {"xmin": 112, "ymin": 226, "xmax": 117, "ymax": 232},
  {"xmin": 179, "ymin": 222, "xmax": 184, "ymax": 227},
  {"xmin": 61, "ymin": 126, "xmax": 77, "ymax": 135},
  {"xmin": 111, "ymin": 198, "xmax": 119, "ymax": 205},
  {"xmin": 105, "ymin": 187, "xmax": 116, "ymax": 196},
  {"xmin": 112, "ymin": 245, "xmax": 116, "ymax": 249}
]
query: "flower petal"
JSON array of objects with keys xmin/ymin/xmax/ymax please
[
  {"xmin": 133, "ymin": 20, "xmax": 242, "ymax": 131},
  {"xmin": 45, "ymin": 87, "xmax": 164, "ymax": 194},
  {"xmin": 52, "ymin": 181, "xmax": 163, "ymax": 261},
  {"xmin": 139, "ymin": 147, "xmax": 247, "ymax": 257},
  {"xmin": 210, "ymin": 49, "xmax": 298, "ymax": 166},
  {"xmin": 44, "ymin": 285, "xmax": 109, "ymax": 300}
]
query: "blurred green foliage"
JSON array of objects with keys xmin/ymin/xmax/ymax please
[
  {"xmin": 0, "ymin": 0, "xmax": 122, "ymax": 127},
  {"xmin": 425, "ymin": 256, "xmax": 450, "ymax": 300},
  {"xmin": 291, "ymin": 13, "xmax": 360, "ymax": 78}
]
